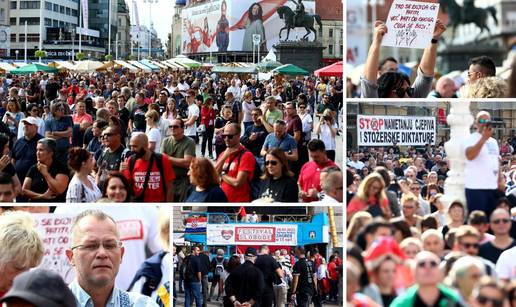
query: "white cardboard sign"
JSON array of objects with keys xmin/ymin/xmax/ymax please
[{"xmin": 382, "ymin": 0, "xmax": 439, "ymax": 49}]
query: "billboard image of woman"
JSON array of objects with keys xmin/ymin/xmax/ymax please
[
  {"xmin": 242, "ymin": 2, "xmax": 267, "ymax": 52},
  {"xmin": 216, "ymin": 0, "xmax": 230, "ymax": 52}
]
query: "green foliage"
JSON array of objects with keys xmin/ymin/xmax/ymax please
[
  {"xmin": 35, "ymin": 50, "xmax": 46, "ymax": 58},
  {"xmin": 105, "ymin": 54, "xmax": 113, "ymax": 61},
  {"xmin": 75, "ymin": 52, "xmax": 85, "ymax": 61}
]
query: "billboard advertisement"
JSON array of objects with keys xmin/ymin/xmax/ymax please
[
  {"xmin": 207, "ymin": 224, "xmax": 298, "ymax": 246},
  {"xmin": 181, "ymin": 0, "xmax": 316, "ymax": 54}
]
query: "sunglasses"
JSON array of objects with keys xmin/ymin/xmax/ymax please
[
  {"xmin": 492, "ymin": 218, "xmax": 510, "ymax": 225},
  {"xmin": 222, "ymin": 134, "xmax": 236, "ymax": 139},
  {"xmin": 169, "ymin": 125, "xmax": 181, "ymax": 129},
  {"xmin": 394, "ymin": 87, "xmax": 414, "ymax": 98},
  {"xmin": 460, "ymin": 242, "xmax": 479, "ymax": 249},
  {"xmin": 265, "ymin": 160, "xmax": 278, "ymax": 166},
  {"xmin": 101, "ymin": 133, "xmax": 114, "ymax": 138},
  {"xmin": 477, "ymin": 295, "xmax": 503, "ymax": 307},
  {"xmin": 417, "ymin": 260, "xmax": 438, "ymax": 268}
]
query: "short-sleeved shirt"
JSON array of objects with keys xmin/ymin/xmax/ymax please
[
  {"xmin": 217, "ymin": 145, "xmax": 255, "ymax": 202},
  {"xmin": 25, "ymin": 160, "xmax": 70, "ymax": 202},
  {"xmin": 185, "ymin": 103, "xmax": 200, "ymax": 137},
  {"xmin": 463, "ymin": 132, "xmax": 499, "ymax": 189},
  {"xmin": 298, "ymin": 160, "xmax": 337, "ymax": 202},
  {"xmin": 122, "ymin": 154, "xmax": 175, "ymax": 202},
  {"xmin": 265, "ymin": 109, "xmax": 283, "ymax": 126},
  {"xmin": 45, "ymin": 116, "xmax": 73, "ymax": 150},
  {"xmin": 12, "ymin": 134, "xmax": 42, "ymax": 182},
  {"xmin": 292, "ymin": 257, "xmax": 315, "ymax": 296},
  {"xmin": 255, "ymin": 254, "xmax": 281, "ymax": 289},
  {"xmin": 130, "ymin": 104, "xmax": 148, "ymax": 132},
  {"xmin": 496, "ymin": 246, "xmax": 516, "ymax": 280},
  {"xmin": 161, "ymin": 136, "xmax": 196, "ymax": 179},
  {"xmin": 72, "ymin": 113, "xmax": 93, "ymax": 125},
  {"xmin": 262, "ymin": 133, "xmax": 297, "ymax": 153},
  {"xmin": 286, "ymin": 115, "xmax": 303, "ymax": 145},
  {"xmin": 231, "ymin": 100, "xmax": 242, "ymax": 123},
  {"xmin": 479, "ymin": 240, "xmax": 516, "ymax": 265},
  {"xmin": 147, "ymin": 127, "xmax": 161, "ymax": 153}
]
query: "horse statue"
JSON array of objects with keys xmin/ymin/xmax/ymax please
[
  {"xmin": 439, "ymin": 0, "xmax": 498, "ymax": 44},
  {"xmin": 276, "ymin": 6, "xmax": 322, "ymax": 41}
]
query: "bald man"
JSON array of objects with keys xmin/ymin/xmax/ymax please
[
  {"xmin": 464, "ymin": 111, "xmax": 500, "ymax": 216},
  {"xmin": 121, "ymin": 132, "xmax": 175, "ymax": 202},
  {"xmin": 428, "ymin": 77, "xmax": 457, "ymax": 98}
]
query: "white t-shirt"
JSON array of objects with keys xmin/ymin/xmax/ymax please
[
  {"xmin": 227, "ymin": 86, "xmax": 242, "ymax": 100},
  {"xmin": 242, "ymin": 101, "xmax": 255, "ymax": 123},
  {"xmin": 496, "ymin": 246, "xmax": 516, "ymax": 280},
  {"xmin": 319, "ymin": 122, "xmax": 337, "ymax": 151},
  {"xmin": 300, "ymin": 113, "xmax": 313, "ymax": 141},
  {"xmin": 65, "ymin": 175, "xmax": 102, "ymax": 203},
  {"xmin": 146, "ymin": 127, "xmax": 162, "ymax": 153},
  {"xmin": 177, "ymin": 82, "xmax": 190, "ymax": 96},
  {"xmin": 54, "ymin": 206, "xmax": 162, "ymax": 290},
  {"xmin": 347, "ymin": 160, "xmax": 365, "ymax": 170},
  {"xmin": 463, "ymin": 132, "xmax": 500, "ymax": 189},
  {"xmin": 185, "ymin": 103, "xmax": 199, "ymax": 137}
]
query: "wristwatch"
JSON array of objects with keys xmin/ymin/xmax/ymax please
[{"xmin": 431, "ymin": 38, "xmax": 438, "ymax": 44}]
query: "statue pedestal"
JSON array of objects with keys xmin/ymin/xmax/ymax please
[
  {"xmin": 273, "ymin": 41, "xmax": 325, "ymax": 74},
  {"xmin": 437, "ymin": 44, "xmax": 505, "ymax": 73}
]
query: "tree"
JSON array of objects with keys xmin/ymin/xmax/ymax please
[
  {"xmin": 75, "ymin": 52, "xmax": 85, "ymax": 61},
  {"xmin": 105, "ymin": 54, "xmax": 113, "ymax": 61},
  {"xmin": 34, "ymin": 50, "xmax": 46, "ymax": 59}
]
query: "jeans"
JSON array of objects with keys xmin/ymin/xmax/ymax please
[
  {"xmin": 296, "ymin": 293, "xmax": 313, "ymax": 307},
  {"xmin": 202, "ymin": 275, "xmax": 209, "ymax": 307},
  {"xmin": 329, "ymin": 279, "xmax": 338, "ymax": 301},
  {"xmin": 201, "ymin": 126, "xmax": 214, "ymax": 157},
  {"xmin": 185, "ymin": 281, "xmax": 202, "ymax": 307}
]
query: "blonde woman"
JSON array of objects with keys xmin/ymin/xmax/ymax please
[
  {"xmin": 347, "ymin": 173, "xmax": 391, "ymax": 220},
  {"xmin": 346, "ymin": 211, "xmax": 373, "ymax": 242},
  {"xmin": 145, "ymin": 110, "xmax": 161, "ymax": 153}
]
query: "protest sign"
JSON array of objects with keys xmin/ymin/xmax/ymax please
[
  {"xmin": 357, "ymin": 115, "xmax": 436, "ymax": 146},
  {"xmin": 33, "ymin": 213, "xmax": 75, "ymax": 283},
  {"xmin": 382, "ymin": 0, "xmax": 439, "ymax": 49}
]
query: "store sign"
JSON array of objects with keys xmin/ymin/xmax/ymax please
[{"xmin": 207, "ymin": 224, "xmax": 297, "ymax": 245}]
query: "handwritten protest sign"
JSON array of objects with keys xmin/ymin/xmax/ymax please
[
  {"xmin": 382, "ymin": 0, "xmax": 439, "ymax": 49},
  {"xmin": 33, "ymin": 213, "xmax": 76, "ymax": 284},
  {"xmin": 357, "ymin": 115, "xmax": 436, "ymax": 146}
]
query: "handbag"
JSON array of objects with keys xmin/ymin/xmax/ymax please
[{"xmin": 197, "ymin": 124, "xmax": 206, "ymax": 134}]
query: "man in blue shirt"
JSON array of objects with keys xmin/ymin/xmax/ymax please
[
  {"xmin": 261, "ymin": 119, "xmax": 298, "ymax": 162},
  {"xmin": 12, "ymin": 117, "xmax": 43, "ymax": 184},
  {"xmin": 66, "ymin": 209, "xmax": 158, "ymax": 307}
]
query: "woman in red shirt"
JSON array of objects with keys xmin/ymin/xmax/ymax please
[
  {"xmin": 347, "ymin": 173, "xmax": 390, "ymax": 221},
  {"xmin": 200, "ymin": 97, "xmax": 216, "ymax": 159}
]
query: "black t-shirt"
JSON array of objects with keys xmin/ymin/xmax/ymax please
[
  {"xmin": 198, "ymin": 253, "xmax": 211, "ymax": 276},
  {"xmin": 479, "ymin": 240, "xmax": 516, "ymax": 264},
  {"xmin": 292, "ymin": 257, "xmax": 315, "ymax": 296},
  {"xmin": 258, "ymin": 176, "xmax": 299, "ymax": 202},
  {"xmin": 241, "ymin": 124, "xmax": 267, "ymax": 157},
  {"xmin": 255, "ymin": 254, "xmax": 281, "ymax": 290},
  {"xmin": 45, "ymin": 82, "xmax": 60, "ymax": 101},
  {"xmin": 381, "ymin": 294, "xmax": 396, "ymax": 307},
  {"xmin": 187, "ymin": 255, "xmax": 201, "ymax": 282},
  {"xmin": 130, "ymin": 103, "xmax": 148, "ymax": 132},
  {"xmin": 96, "ymin": 145, "xmax": 129, "ymax": 190},
  {"xmin": 224, "ymin": 260, "xmax": 265, "ymax": 303},
  {"xmin": 25, "ymin": 160, "xmax": 70, "ymax": 202}
]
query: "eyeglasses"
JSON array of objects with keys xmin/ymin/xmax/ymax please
[
  {"xmin": 102, "ymin": 133, "xmax": 114, "ymax": 138},
  {"xmin": 460, "ymin": 242, "xmax": 480, "ymax": 249},
  {"xmin": 477, "ymin": 295, "xmax": 503, "ymax": 307},
  {"xmin": 417, "ymin": 260, "xmax": 438, "ymax": 268},
  {"xmin": 492, "ymin": 218, "xmax": 510, "ymax": 225},
  {"xmin": 169, "ymin": 125, "xmax": 181, "ymax": 129},
  {"xmin": 222, "ymin": 134, "xmax": 236, "ymax": 139},
  {"xmin": 394, "ymin": 87, "xmax": 414, "ymax": 98},
  {"xmin": 265, "ymin": 160, "xmax": 278, "ymax": 166},
  {"xmin": 71, "ymin": 240, "xmax": 122, "ymax": 252}
]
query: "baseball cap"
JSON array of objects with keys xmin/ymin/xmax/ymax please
[
  {"xmin": 0, "ymin": 269, "xmax": 77, "ymax": 307},
  {"xmin": 21, "ymin": 117, "xmax": 38, "ymax": 125},
  {"xmin": 245, "ymin": 247, "xmax": 257, "ymax": 257}
]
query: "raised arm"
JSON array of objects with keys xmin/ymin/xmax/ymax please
[
  {"xmin": 363, "ymin": 21, "xmax": 388, "ymax": 83},
  {"xmin": 419, "ymin": 19, "xmax": 446, "ymax": 76}
]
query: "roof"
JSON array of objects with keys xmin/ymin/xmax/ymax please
[{"xmin": 316, "ymin": 0, "xmax": 342, "ymax": 21}]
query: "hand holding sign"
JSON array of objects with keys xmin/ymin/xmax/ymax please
[
  {"xmin": 373, "ymin": 21, "xmax": 388, "ymax": 44},
  {"xmin": 382, "ymin": 0, "xmax": 440, "ymax": 49}
]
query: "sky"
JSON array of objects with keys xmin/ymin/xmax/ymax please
[{"xmin": 128, "ymin": 0, "xmax": 175, "ymax": 46}]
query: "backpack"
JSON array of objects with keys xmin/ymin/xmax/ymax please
[
  {"xmin": 215, "ymin": 258, "xmax": 225, "ymax": 276},
  {"xmin": 226, "ymin": 149, "xmax": 263, "ymax": 200},
  {"xmin": 128, "ymin": 152, "xmax": 167, "ymax": 201},
  {"xmin": 128, "ymin": 251, "xmax": 167, "ymax": 296}
]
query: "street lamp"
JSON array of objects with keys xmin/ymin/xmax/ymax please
[
  {"xmin": 108, "ymin": 0, "xmax": 112, "ymax": 56},
  {"xmin": 15, "ymin": 50, "xmax": 18, "ymax": 61},
  {"xmin": 144, "ymin": 0, "xmax": 158, "ymax": 59}
]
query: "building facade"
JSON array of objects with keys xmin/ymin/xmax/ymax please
[
  {"xmin": 316, "ymin": 0, "xmax": 343, "ymax": 64},
  {"xmin": 116, "ymin": 0, "xmax": 130, "ymax": 59},
  {"xmin": 130, "ymin": 24, "xmax": 162, "ymax": 58}
]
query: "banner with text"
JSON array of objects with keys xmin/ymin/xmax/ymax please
[
  {"xmin": 207, "ymin": 224, "xmax": 297, "ymax": 246},
  {"xmin": 382, "ymin": 0, "xmax": 439, "ymax": 49},
  {"xmin": 357, "ymin": 115, "xmax": 436, "ymax": 146},
  {"xmin": 33, "ymin": 213, "xmax": 75, "ymax": 284}
]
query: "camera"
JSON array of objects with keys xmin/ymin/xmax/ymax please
[{"xmin": 478, "ymin": 118, "xmax": 505, "ymax": 128}]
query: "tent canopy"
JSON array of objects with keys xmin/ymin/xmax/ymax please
[
  {"xmin": 256, "ymin": 60, "xmax": 283, "ymax": 71},
  {"xmin": 11, "ymin": 63, "xmax": 58, "ymax": 75},
  {"xmin": 0, "ymin": 62, "xmax": 17, "ymax": 73},
  {"xmin": 314, "ymin": 61, "xmax": 343, "ymax": 77},
  {"xmin": 139, "ymin": 59, "xmax": 160, "ymax": 71},
  {"xmin": 114, "ymin": 60, "xmax": 139, "ymax": 72},
  {"xmin": 129, "ymin": 60, "xmax": 152, "ymax": 72},
  {"xmin": 72, "ymin": 60, "xmax": 106, "ymax": 72},
  {"xmin": 169, "ymin": 55, "xmax": 201, "ymax": 69},
  {"xmin": 271, "ymin": 64, "xmax": 309, "ymax": 76}
]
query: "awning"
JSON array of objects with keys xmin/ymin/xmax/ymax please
[
  {"xmin": 163, "ymin": 60, "xmax": 187, "ymax": 69},
  {"xmin": 169, "ymin": 55, "xmax": 201, "ymax": 69},
  {"xmin": 0, "ymin": 62, "xmax": 18, "ymax": 72},
  {"xmin": 114, "ymin": 60, "xmax": 139, "ymax": 72},
  {"xmin": 139, "ymin": 59, "xmax": 160, "ymax": 72},
  {"xmin": 128, "ymin": 60, "xmax": 152, "ymax": 72},
  {"xmin": 72, "ymin": 60, "xmax": 105, "ymax": 72},
  {"xmin": 212, "ymin": 65, "xmax": 257, "ymax": 74},
  {"xmin": 149, "ymin": 60, "xmax": 168, "ymax": 69},
  {"xmin": 48, "ymin": 61, "xmax": 76, "ymax": 70}
]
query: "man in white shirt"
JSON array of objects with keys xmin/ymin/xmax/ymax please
[
  {"xmin": 496, "ymin": 245, "xmax": 516, "ymax": 282},
  {"xmin": 226, "ymin": 79, "xmax": 242, "ymax": 101},
  {"xmin": 347, "ymin": 152, "xmax": 365, "ymax": 170},
  {"xmin": 183, "ymin": 90, "xmax": 200, "ymax": 143},
  {"xmin": 464, "ymin": 111, "xmax": 500, "ymax": 216}
]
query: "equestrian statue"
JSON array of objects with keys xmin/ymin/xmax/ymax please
[{"xmin": 276, "ymin": 0, "xmax": 322, "ymax": 41}]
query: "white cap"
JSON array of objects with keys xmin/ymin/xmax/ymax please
[{"xmin": 21, "ymin": 117, "xmax": 38, "ymax": 125}]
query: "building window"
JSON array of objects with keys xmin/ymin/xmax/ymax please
[
  {"xmin": 27, "ymin": 33, "xmax": 39, "ymax": 41},
  {"xmin": 9, "ymin": 17, "xmax": 15, "ymax": 25},
  {"xmin": 44, "ymin": 17, "xmax": 51, "ymax": 26},
  {"xmin": 10, "ymin": 33, "xmax": 15, "ymax": 42},
  {"xmin": 340, "ymin": 45, "xmax": 343, "ymax": 56},
  {"xmin": 66, "ymin": 7, "xmax": 70, "ymax": 15},
  {"xmin": 19, "ymin": 17, "xmax": 39, "ymax": 25},
  {"xmin": 44, "ymin": 1, "xmax": 51, "ymax": 10},
  {"xmin": 20, "ymin": 1, "xmax": 40, "ymax": 9},
  {"xmin": 10, "ymin": 1, "xmax": 16, "ymax": 9},
  {"xmin": 329, "ymin": 28, "xmax": 333, "ymax": 38},
  {"xmin": 59, "ymin": 20, "xmax": 64, "ymax": 27},
  {"xmin": 52, "ymin": 19, "xmax": 57, "ymax": 27},
  {"xmin": 53, "ymin": 3, "xmax": 58, "ymax": 11},
  {"xmin": 328, "ymin": 44, "xmax": 333, "ymax": 55},
  {"xmin": 71, "ymin": 9, "xmax": 77, "ymax": 16},
  {"xmin": 59, "ymin": 5, "xmax": 64, "ymax": 13}
]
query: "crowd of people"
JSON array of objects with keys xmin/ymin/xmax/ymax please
[
  {"xmin": 173, "ymin": 245, "xmax": 343, "ymax": 307},
  {"xmin": 0, "ymin": 206, "xmax": 171, "ymax": 307},
  {"xmin": 346, "ymin": 110, "xmax": 516, "ymax": 306},
  {"xmin": 0, "ymin": 69, "xmax": 342, "ymax": 203},
  {"xmin": 346, "ymin": 19, "xmax": 516, "ymax": 99}
]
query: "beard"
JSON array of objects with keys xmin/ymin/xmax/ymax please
[{"xmin": 135, "ymin": 148, "xmax": 146, "ymax": 158}]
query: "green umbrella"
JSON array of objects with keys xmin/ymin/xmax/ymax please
[
  {"xmin": 271, "ymin": 64, "xmax": 309, "ymax": 76},
  {"xmin": 256, "ymin": 60, "xmax": 283, "ymax": 71},
  {"xmin": 11, "ymin": 63, "xmax": 58, "ymax": 75}
]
